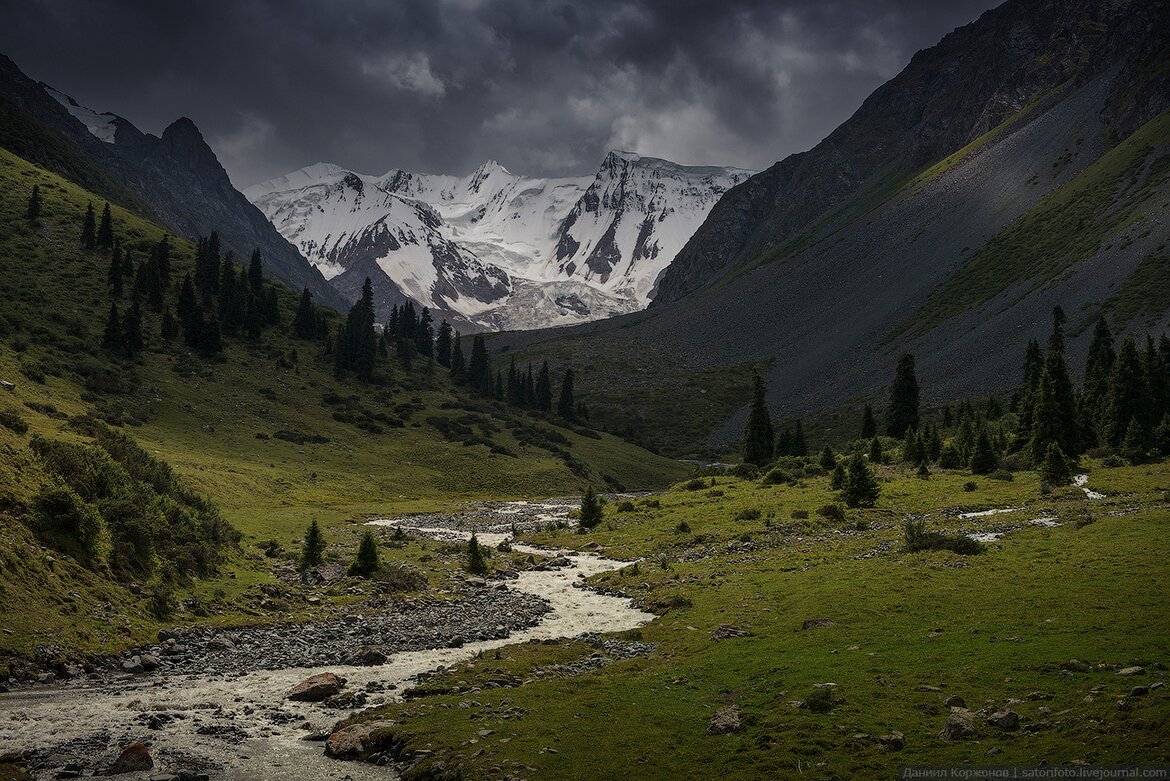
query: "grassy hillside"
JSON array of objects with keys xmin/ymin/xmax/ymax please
[
  {"xmin": 344, "ymin": 459, "xmax": 1170, "ymax": 779},
  {"xmin": 0, "ymin": 147, "xmax": 688, "ymax": 661}
]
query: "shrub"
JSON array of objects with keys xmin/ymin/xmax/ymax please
[
  {"xmin": 735, "ymin": 508, "xmax": 762, "ymax": 521},
  {"xmin": 963, "ymin": 481, "xmax": 977, "ymax": 492},
  {"xmin": 149, "ymin": 583, "xmax": 175, "ymax": 620},
  {"xmin": 761, "ymin": 468, "xmax": 792, "ymax": 485},
  {"xmin": 791, "ymin": 509, "xmax": 809, "ymax": 519},
  {"xmin": 466, "ymin": 533, "xmax": 488, "ymax": 575},
  {"xmin": 375, "ymin": 561, "xmax": 427, "ymax": 591},
  {"xmin": 904, "ymin": 518, "xmax": 984, "ymax": 555},
  {"xmin": 348, "ymin": 531, "xmax": 381, "ymax": 577},
  {"xmin": 32, "ymin": 484, "xmax": 103, "ymax": 560},
  {"xmin": 730, "ymin": 463, "xmax": 759, "ymax": 479},
  {"xmin": 642, "ymin": 498, "xmax": 661, "ymax": 509},
  {"xmin": 816, "ymin": 504, "xmax": 845, "ymax": 522},
  {"xmin": 681, "ymin": 478, "xmax": 706, "ymax": 491},
  {"xmin": 0, "ymin": 409, "xmax": 29, "ymax": 434},
  {"xmin": 805, "ymin": 686, "xmax": 838, "ymax": 713},
  {"xmin": 988, "ymin": 469, "xmax": 1014, "ymax": 482},
  {"xmin": 616, "ymin": 500, "xmax": 636, "ymax": 512},
  {"xmin": 676, "ymin": 521, "xmax": 691, "ymax": 533},
  {"xmin": 1069, "ymin": 509, "xmax": 1096, "ymax": 529}
]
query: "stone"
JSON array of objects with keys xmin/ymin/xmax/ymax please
[
  {"xmin": 345, "ymin": 646, "xmax": 388, "ymax": 666},
  {"xmin": 1064, "ymin": 658, "xmax": 1092, "ymax": 672},
  {"xmin": 139, "ymin": 654, "xmax": 161, "ymax": 671},
  {"xmin": 1116, "ymin": 700, "xmax": 1131, "ymax": 712},
  {"xmin": 324, "ymin": 721, "xmax": 398, "ymax": 760},
  {"xmin": 287, "ymin": 672, "xmax": 347, "ymax": 702},
  {"xmin": 121, "ymin": 657, "xmax": 144, "ymax": 674},
  {"xmin": 943, "ymin": 695, "xmax": 966, "ymax": 708},
  {"xmin": 207, "ymin": 636, "xmax": 236, "ymax": 651},
  {"xmin": 1117, "ymin": 666, "xmax": 1145, "ymax": 676},
  {"xmin": 711, "ymin": 624, "xmax": 751, "ymax": 640},
  {"xmin": 158, "ymin": 628, "xmax": 182, "ymax": 642},
  {"xmin": 0, "ymin": 380, "xmax": 15, "ymax": 391},
  {"xmin": 986, "ymin": 709, "xmax": 1020, "ymax": 731},
  {"xmin": 939, "ymin": 707, "xmax": 979, "ymax": 741},
  {"xmin": 802, "ymin": 618, "xmax": 835, "ymax": 630},
  {"xmin": 706, "ymin": 705, "xmax": 742, "ymax": 735},
  {"xmin": 107, "ymin": 742, "xmax": 153, "ymax": 774},
  {"xmin": 1129, "ymin": 686, "xmax": 1149, "ymax": 697},
  {"xmin": 879, "ymin": 732, "xmax": 905, "ymax": 750},
  {"xmin": 915, "ymin": 685, "xmax": 943, "ymax": 692}
]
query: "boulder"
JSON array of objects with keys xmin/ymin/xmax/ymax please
[
  {"xmin": 986, "ymin": 709, "xmax": 1020, "ymax": 731},
  {"xmin": 711, "ymin": 624, "xmax": 751, "ymax": 640},
  {"xmin": 344, "ymin": 646, "xmax": 388, "ymax": 666},
  {"xmin": 879, "ymin": 731, "xmax": 905, "ymax": 750},
  {"xmin": 706, "ymin": 705, "xmax": 742, "ymax": 735},
  {"xmin": 943, "ymin": 695, "xmax": 966, "ymax": 708},
  {"xmin": 801, "ymin": 618, "xmax": 835, "ymax": 630},
  {"xmin": 1130, "ymin": 685, "xmax": 1149, "ymax": 697},
  {"xmin": 939, "ymin": 707, "xmax": 979, "ymax": 741},
  {"xmin": 324, "ymin": 721, "xmax": 398, "ymax": 760},
  {"xmin": 139, "ymin": 654, "xmax": 161, "ymax": 672},
  {"xmin": 287, "ymin": 672, "xmax": 346, "ymax": 702},
  {"xmin": 121, "ymin": 657, "xmax": 144, "ymax": 674},
  {"xmin": 1117, "ymin": 666, "xmax": 1145, "ymax": 676},
  {"xmin": 107, "ymin": 742, "xmax": 153, "ymax": 774}
]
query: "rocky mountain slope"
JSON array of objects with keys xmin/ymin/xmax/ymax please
[
  {"xmin": 0, "ymin": 53, "xmax": 349, "ymax": 311},
  {"xmin": 493, "ymin": 0, "xmax": 1170, "ymax": 454},
  {"xmin": 246, "ymin": 153, "xmax": 750, "ymax": 330}
]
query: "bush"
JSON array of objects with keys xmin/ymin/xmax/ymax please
[
  {"xmin": 466, "ymin": 533, "xmax": 488, "ymax": 575},
  {"xmin": 1069, "ymin": 509, "xmax": 1096, "ymax": 529},
  {"xmin": 963, "ymin": 481, "xmax": 977, "ymax": 492},
  {"xmin": 735, "ymin": 508, "xmax": 762, "ymax": 521},
  {"xmin": 805, "ymin": 686, "xmax": 839, "ymax": 713},
  {"xmin": 904, "ymin": 518, "xmax": 984, "ymax": 555},
  {"xmin": 730, "ymin": 463, "xmax": 759, "ymax": 479},
  {"xmin": 816, "ymin": 504, "xmax": 845, "ymax": 522},
  {"xmin": 791, "ymin": 509, "xmax": 809, "ymax": 519},
  {"xmin": 761, "ymin": 468, "xmax": 792, "ymax": 485},
  {"xmin": 32, "ymin": 484, "xmax": 103, "ymax": 560},
  {"xmin": 642, "ymin": 498, "xmax": 661, "ymax": 509},
  {"xmin": 374, "ymin": 561, "xmax": 427, "ymax": 591},
  {"xmin": 676, "ymin": 521, "xmax": 691, "ymax": 533},
  {"xmin": 681, "ymin": 478, "xmax": 706, "ymax": 491},
  {"xmin": 988, "ymin": 469, "xmax": 1014, "ymax": 482},
  {"xmin": 0, "ymin": 409, "xmax": 29, "ymax": 434},
  {"xmin": 348, "ymin": 531, "xmax": 381, "ymax": 577},
  {"xmin": 616, "ymin": 500, "xmax": 636, "ymax": 512}
]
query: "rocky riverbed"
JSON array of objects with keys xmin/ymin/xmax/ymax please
[{"xmin": 0, "ymin": 501, "xmax": 654, "ymax": 780}]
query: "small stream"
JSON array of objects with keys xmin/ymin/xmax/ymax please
[{"xmin": 0, "ymin": 503, "xmax": 654, "ymax": 780}]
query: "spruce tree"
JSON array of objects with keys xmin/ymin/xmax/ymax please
[
  {"xmin": 1142, "ymin": 336, "xmax": 1169, "ymax": 427},
  {"xmin": 886, "ymin": 353, "xmax": 920, "ymax": 437},
  {"xmin": 198, "ymin": 312, "xmax": 223, "ymax": 355},
  {"xmin": 1120, "ymin": 417, "xmax": 1150, "ymax": 464},
  {"xmin": 1104, "ymin": 338, "xmax": 1151, "ymax": 447},
  {"xmin": 102, "ymin": 302, "xmax": 121, "ymax": 350},
  {"xmin": 248, "ymin": 249, "xmax": 264, "ymax": 294},
  {"xmin": 902, "ymin": 428, "xmax": 920, "ymax": 464},
  {"xmin": 97, "ymin": 202, "xmax": 114, "ymax": 249},
  {"xmin": 1048, "ymin": 305, "xmax": 1066, "ymax": 354},
  {"xmin": 579, "ymin": 486, "xmax": 603, "ymax": 529},
  {"xmin": 1028, "ymin": 369, "xmax": 1063, "ymax": 464},
  {"xmin": 818, "ymin": 446, "xmax": 836, "ymax": 471},
  {"xmin": 791, "ymin": 420, "xmax": 807, "ymax": 457},
  {"xmin": 153, "ymin": 236, "xmax": 171, "ymax": 283},
  {"xmin": 830, "ymin": 462, "xmax": 845, "ymax": 490},
  {"xmin": 348, "ymin": 531, "xmax": 380, "ymax": 577},
  {"xmin": 969, "ymin": 427, "xmax": 998, "ymax": 475},
  {"xmin": 776, "ymin": 428, "xmax": 792, "ymax": 457},
  {"xmin": 416, "ymin": 307, "xmax": 434, "ymax": 359},
  {"xmin": 450, "ymin": 332, "xmax": 466, "ymax": 381},
  {"xmin": 536, "ymin": 361, "xmax": 552, "ymax": 412},
  {"xmin": 338, "ymin": 278, "xmax": 377, "ymax": 381},
  {"xmin": 868, "ymin": 436, "xmax": 882, "ymax": 463},
  {"xmin": 108, "ymin": 245, "xmax": 124, "ymax": 297},
  {"xmin": 468, "ymin": 334, "xmax": 489, "ymax": 393},
  {"xmin": 861, "ymin": 403, "xmax": 877, "ymax": 439},
  {"xmin": 122, "ymin": 300, "xmax": 144, "ymax": 354},
  {"xmin": 741, "ymin": 371, "xmax": 774, "ymax": 466},
  {"xmin": 942, "ymin": 405, "xmax": 953, "ymax": 429},
  {"xmin": 436, "ymin": 320, "xmax": 453, "ymax": 367},
  {"xmin": 842, "ymin": 451, "xmax": 880, "ymax": 508},
  {"xmin": 160, "ymin": 307, "xmax": 178, "ymax": 342},
  {"xmin": 1039, "ymin": 442, "xmax": 1071, "ymax": 486},
  {"xmin": 1015, "ymin": 339, "xmax": 1045, "ymax": 446},
  {"xmin": 25, "ymin": 185, "xmax": 41, "ymax": 222},
  {"xmin": 80, "ymin": 202, "xmax": 96, "ymax": 249},
  {"xmin": 292, "ymin": 288, "xmax": 316, "ymax": 339},
  {"xmin": 301, "ymin": 519, "xmax": 326, "ymax": 569},
  {"xmin": 557, "ymin": 369, "xmax": 576, "ymax": 420},
  {"xmin": 264, "ymin": 287, "xmax": 280, "ymax": 325},
  {"xmin": 177, "ymin": 274, "xmax": 198, "ymax": 329},
  {"xmin": 466, "ymin": 533, "xmax": 487, "ymax": 574}
]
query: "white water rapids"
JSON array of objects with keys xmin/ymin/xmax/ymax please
[{"xmin": 0, "ymin": 508, "xmax": 654, "ymax": 780}]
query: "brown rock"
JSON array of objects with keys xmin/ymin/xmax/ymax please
[
  {"xmin": 939, "ymin": 707, "xmax": 979, "ymax": 741},
  {"xmin": 287, "ymin": 672, "xmax": 347, "ymax": 702},
  {"xmin": 324, "ymin": 721, "xmax": 398, "ymax": 760},
  {"xmin": 801, "ymin": 618, "xmax": 836, "ymax": 630},
  {"xmin": 986, "ymin": 709, "xmax": 1020, "ymax": 731},
  {"xmin": 706, "ymin": 705, "xmax": 742, "ymax": 735},
  {"xmin": 345, "ymin": 646, "xmax": 388, "ymax": 666},
  {"xmin": 107, "ymin": 742, "xmax": 153, "ymax": 774},
  {"xmin": 711, "ymin": 624, "xmax": 751, "ymax": 640},
  {"xmin": 879, "ymin": 731, "xmax": 905, "ymax": 750}
]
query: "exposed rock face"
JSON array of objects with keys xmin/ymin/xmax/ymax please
[
  {"xmin": 654, "ymin": 0, "xmax": 1170, "ymax": 305},
  {"xmin": 286, "ymin": 672, "xmax": 347, "ymax": 702},
  {"xmin": 706, "ymin": 705, "xmax": 742, "ymax": 735},
  {"xmin": 0, "ymin": 54, "xmax": 349, "ymax": 312}
]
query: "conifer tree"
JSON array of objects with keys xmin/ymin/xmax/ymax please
[
  {"xmin": 1142, "ymin": 336, "xmax": 1169, "ymax": 427},
  {"xmin": 791, "ymin": 420, "xmax": 807, "ymax": 456},
  {"xmin": 183, "ymin": 307, "xmax": 204, "ymax": 348},
  {"xmin": 450, "ymin": 332, "xmax": 466, "ymax": 381},
  {"xmin": 902, "ymin": 428, "xmax": 920, "ymax": 464},
  {"xmin": 348, "ymin": 531, "xmax": 380, "ymax": 577},
  {"xmin": 416, "ymin": 307, "xmax": 434, "ymax": 359},
  {"xmin": 153, "ymin": 236, "xmax": 171, "ymax": 284},
  {"xmin": 579, "ymin": 486, "xmax": 603, "ymax": 528},
  {"xmin": 776, "ymin": 428, "xmax": 792, "ymax": 457},
  {"xmin": 1104, "ymin": 338, "xmax": 1151, "ymax": 447},
  {"xmin": 1015, "ymin": 339, "xmax": 1044, "ymax": 445},
  {"xmin": 1027, "ymin": 369, "xmax": 1063, "ymax": 464},
  {"xmin": 868, "ymin": 435, "xmax": 882, "ymax": 463},
  {"xmin": 466, "ymin": 533, "xmax": 487, "ymax": 574},
  {"xmin": 102, "ymin": 302, "xmax": 121, "ymax": 351},
  {"xmin": 942, "ymin": 405, "xmax": 953, "ymax": 429},
  {"xmin": 886, "ymin": 353, "xmax": 919, "ymax": 437},
  {"xmin": 336, "ymin": 278, "xmax": 378, "ymax": 381},
  {"xmin": 818, "ymin": 446, "xmax": 836, "ymax": 471},
  {"xmin": 80, "ymin": 202, "xmax": 96, "ymax": 249},
  {"xmin": 741, "ymin": 372, "xmax": 774, "ymax": 466},
  {"xmin": 1048, "ymin": 305, "xmax": 1066, "ymax": 354},
  {"xmin": 25, "ymin": 185, "xmax": 41, "ymax": 222},
  {"xmin": 830, "ymin": 462, "xmax": 845, "ymax": 490},
  {"xmin": 122, "ymin": 299, "xmax": 144, "ymax": 354},
  {"xmin": 861, "ymin": 403, "xmax": 877, "ymax": 438},
  {"xmin": 177, "ymin": 274, "xmax": 197, "ymax": 328},
  {"xmin": 468, "ymin": 334, "xmax": 489, "ymax": 393},
  {"xmin": 198, "ymin": 312, "xmax": 223, "ymax": 355},
  {"xmin": 97, "ymin": 202, "xmax": 114, "ymax": 249},
  {"xmin": 248, "ymin": 249, "xmax": 264, "ymax": 294},
  {"xmin": 292, "ymin": 288, "xmax": 316, "ymax": 339},
  {"xmin": 842, "ymin": 451, "xmax": 880, "ymax": 508},
  {"xmin": 436, "ymin": 320, "xmax": 453, "ymax": 367},
  {"xmin": 524, "ymin": 365, "xmax": 536, "ymax": 407},
  {"xmin": 536, "ymin": 361, "xmax": 552, "ymax": 411},
  {"xmin": 160, "ymin": 306, "xmax": 178, "ymax": 342},
  {"xmin": 557, "ymin": 369, "xmax": 576, "ymax": 420},
  {"xmin": 1120, "ymin": 417, "xmax": 1151, "ymax": 463},
  {"xmin": 970, "ymin": 427, "xmax": 998, "ymax": 475},
  {"xmin": 301, "ymin": 519, "xmax": 326, "ymax": 569},
  {"xmin": 1039, "ymin": 442, "xmax": 1071, "ymax": 486},
  {"xmin": 495, "ymin": 370, "xmax": 504, "ymax": 401},
  {"xmin": 264, "ymin": 287, "xmax": 280, "ymax": 325}
]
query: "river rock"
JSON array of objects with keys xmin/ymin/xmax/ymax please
[
  {"xmin": 139, "ymin": 654, "xmax": 161, "ymax": 671},
  {"xmin": 939, "ymin": 707, "xmax": 978, "ymax": 740},
  {"xmin": 986, "ymin": 709, "xmax": 1020, "ymax": 731},
  {"xmin": 324, "ymin": 721, "xmax": 399, "ymax": 760},
  {"xmin": 287, "ymin": 672, "xmax": 346, "ymax": 702},
  {"xmin": 107, "ymin": 742, "xmax": 153, "ymax": 774},
  {"xmin": 706, "ymin": 705, "xmax": 742, "ymax": 735},
  {"xmin": 345, "ymin": 646, "xmax": 388, "ymax": 666},
  {"xmin": 802, "ymin": 618, "xmax": 835, "ymax": 630}
]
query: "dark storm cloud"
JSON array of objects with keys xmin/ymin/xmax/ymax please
[{"xmin": 0, "ymin": 0, "xmax": 997, "ymax": 187}]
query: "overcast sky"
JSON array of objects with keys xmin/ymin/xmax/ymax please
[{"xmin": 0, "ymin": 0, "xmax": 998, "ymax": 188}]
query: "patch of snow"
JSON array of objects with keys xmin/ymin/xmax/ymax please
[
  {"xmin": 1073, "ymin": 474, "xmax": 1105, "ymax": 499},
  {"xmin": 43, "ymin": 85, "xmax": 118, "ymax": 143},
  {"xmin": 958, "ymin": 507, "xmax": 1023, "ymax": 519}
]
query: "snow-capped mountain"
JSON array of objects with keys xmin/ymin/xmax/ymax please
[{"xmin": 245, "ymin": 152, "xmax": 751, "ymax": 330}]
